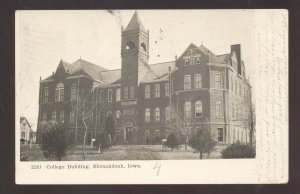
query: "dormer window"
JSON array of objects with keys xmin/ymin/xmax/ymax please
[{"xmin": 184, "ymin": 51, "xmax": 201, "ymax": 66}]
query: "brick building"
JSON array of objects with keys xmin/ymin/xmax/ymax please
[{"xmin": 37, "ymin": 11, "xmax": 252, "ymax": 145}]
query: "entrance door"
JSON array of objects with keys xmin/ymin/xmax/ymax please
[{"xmin": 126, "ymin": 127, "xmax": 133, "ymax": 143}]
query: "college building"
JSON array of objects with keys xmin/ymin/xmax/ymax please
[{"xmin": 37, "ymin": 11, "xmax": 252, "ymax": 145}]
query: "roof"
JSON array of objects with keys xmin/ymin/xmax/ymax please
[
  {"xmin": 98, "ymin": 69, "xmax": 121, "ymax": 87},
  {"xmin": 20, "ymin": 117, "xmax": 34, "ymax": 132},
  {"xmin": 125, "ymin": 11, "xmax": 146, "ymax": 32},
  {"xmin": 68, "ymin": 59, "xmax": 107, "ymax": 81},
  {"xmin": 140, "ymin": 61, "xmax": 176, "ymax": 83}
]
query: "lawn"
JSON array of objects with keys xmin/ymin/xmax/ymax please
[{"xmin": 20, "ymin": 144, "xmax": 227, "ymax": 161}]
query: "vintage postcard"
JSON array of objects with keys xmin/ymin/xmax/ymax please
[{"xmin": 15, "ymin": 9, "xmax": 288, "ymax": 184}]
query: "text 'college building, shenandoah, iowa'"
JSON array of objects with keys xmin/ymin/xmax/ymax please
[{"xmin": 37, "ymin": 11, "xmax": 252, "ymax": 145}]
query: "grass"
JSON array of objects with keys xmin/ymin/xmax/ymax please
[{"xmin": 20, "ymin": 144, "xmax": 227, "ymax": 161}]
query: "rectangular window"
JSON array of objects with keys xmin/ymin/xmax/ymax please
[
  {"xmin": 184, "ymin": 75, "xmax": 191, "ymax": 90},
  {"xmin": 217, "ymin": 128, "xmax": 224, "ymax": 142},
  {"xmin": 130, "ymin": 109, "xmax": 134, "ymax": 115},
  {"xmin": 184, "ymin": 102, "xmax": 191, "ymax": 119},
  {"xmin": 196, "ymin": 57, "xmax": 200, "ymax": 64},
  {"xmin": 165, "ymin": 83, "xmax": 169, "ymax": 97},
  {"xmin": 116, "ymin": 88, "xmax": 121, "ymax": 102},
  {"xmin": 43, "ymin": 87, "xmax": 49, "ymax": 103},
  {"xmin": 145, "ymin": 109, "xmax": 150, "ymax": 122},
  {"xmin": 52, "ymin": 111, "xmax": 56, "ymax": 121},
  {"xmin": 70, "ymin": 110, "xmax": 75, "ymax": 124},
  {"xmin": 155, "ymin": 84, "xmax": 160, "ymax": 98},
  {"xmin": 42, "ymin": 112, "xmax": 47, "ymax": 121},
  {"xmin": 155, "ymin": 108, "xmax": 160, "ymax": 122},
  {"xmin": 184, "ymin": 59, "xmax": 189, "ymax": 66},
  {"xmin": 60, "ymin": 111, "xmax": 64, "ymax": 123},
  {"xmin": 55, "ymin": 90, "xmax": 59, "ymax": 102},
  {"xmin": 165, "ymin": 107, "xmax": 170, "ymax": 121},
  {"xmin": 215, "ymin": 73, "xmax": 222, "ymax": 89},
  {"xmin": 130, "ymin": 86, "xmax": 134, "ymax": 99},
  {"xmin": 145, "ymin": 85, "xmax": 150, "ymax": 99},
  {"xmin": 123, "ymin": 109, "xmax": 127, "ymax": 115},
  {"xmin": 108, "ymin": 89, "xmax": 113, "ymax": 102},
  {"xmin": 124, "ymin": 87, "xmax": 128, "ymax": 100},
  {"xmin": 71, "ymin": 84, "xmax": 77, "ymax": 101},
  {"xmin": 99, "ymin": 90, "xmax": 104, "ymax": 102},
  {"xmin": 194, "ymin": 74, "xmax": 202, "ymax": 89},
  {"xmin": 190, "ymin": 57, "xmax": 195, "ymax": 65}
]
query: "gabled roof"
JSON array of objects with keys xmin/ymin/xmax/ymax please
[
  {"xmin": 140, "ymin": 61, "xmax": 176, "ymax": 83},
  {"xmin": 124, "ymin": 11, "xmax": 146, "ymax": 32},
  {"xmin": 98, "ymin": 69, "xmax": 121, "ymax": 87},
  {"xmin": 20, "ymin": 117, "xmax": 33, "ymax": 132},
  {"xmin": 68, "ymin": 59, "xmax": 107, "ymax": 81}
]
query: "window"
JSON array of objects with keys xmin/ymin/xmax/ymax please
[
  {"xmin": 190, "ymin": 57, "xmax": 196, "ymax": 65},
  {"xmin": 115, "ymin": 110, "xmax": 120, "ymax": 120},
  {"xmin": 216, "ymin": 101, "xmax": 223, "ymax": 117},
  {"xmin": 154, "ymin": 130, "xmax": 160, "ymax": 143},
  {"xmin": 165, "ymin": 83, "xmax": 170, "ymax": 97},
  {"xmin": 155, "ymin": 84, "xmax": 160, "ymax": 98},
  {"xmin": 155, "ymin": 108, "xmax": 160, "ymax": 122},
  {"xmin": 195, "ymin": 101, "xmax": 203, "ymax": 118},
  {"xmin": 60, "ymin": 111, "xmax": 64, "ymax": 123},
  {"xmin": 145, "ymin": 108, "xmax": 150, "ymax": 122},
  {"xmin": 130, "ymin": 109, "xmax": 134, "ymax": 115},
  {"xmin": 70, "ymin": 110, "xmax": 75, "ymax": 124},
  {"xmin": 217, "ymin": 128, "xmax": 224, "ymax": 142},
  {"xmin": 21, "ymin": 132, "xmax": 25, "ymax": 139},
  {"xmin": 116, "ymin": 88, "xmax": 121, "ymax": 102},
  {"xmin": 42, "ymin": 112, "xmax": 47, "ymax": 121},
  {"xmin": 43, "ymin": 87, "xmax": 49, "ymax": 103},
  {"xmin": 124, "ymin": 87, "xmax": 128, "ymax": 100},
  {"xmin": 235, "ymin": 81, "xmax": 237, "ymax": 94},
  {"xmin": 141, "ymin": 42, "xmax": 147, "ymax": 52},
  {"xmin": 145, "ymin": 85, "xmax": 150, "ymax": 99},
  {"xmin": 52, "ymin": 111, "xmax": 56, "ymax": 121},
  {"xmin": 127, "ymin": 109, "xmax": 131, "ymax": 115},
  {"xmin": 196, "ymin": 57, "xmax": 200, "ymax": 64},
  {"xmin": 126, "ymin": 41, "xmax": 135, "ymax": 50},
  {"xmin": 108, "ymin": 89, "xmax": 113, "ymax": 102},
  {"xmin": 232, "ymin": 103, "xmax": 235, "ymax": 118},
  {"xmin": 71, "ymin": 83, "xmax": 77, "ymax": 101},
  {"xmin": 130, "ymin": 86, "xmax": 134, "ymax": 99},
  {"xmin": 55, "ymin": 83, "xmax": 64, "ymax": 102},
  {"xmin": 184, "ymin": 101, "xmax": 191, "ymax": 118},
  {"xmin": 215, "ymin": 73, "xmax": 222, "ymax": 89},
  {"xmin": 194, "ymin": 74, "xmax": 202, "ymax": 89},
  {"xmin": 123, "ymin": 109, "xmax": 127, "ymax": 115},
  {"xmin": 165, "ymin": 107, "xmax": 171, "ymax": 121},
  {"xmin": 184, "ymin": 75, "xmax": 191, "ymax": 90},
  {"xmin": 145, "ymin": 130, "xmax": 150, "ymax": 144},
  {"xmin": 99, "ymin": 90, "xmax": 104, "ymax": 102},
  {"xmin": 184, "ymin": 59, "xmax": 189, "ymax": 66}
]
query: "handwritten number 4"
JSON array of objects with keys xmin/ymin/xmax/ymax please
[{"xmin": 153, "ymin": 163, "xmax": 161, "ymax": 176}]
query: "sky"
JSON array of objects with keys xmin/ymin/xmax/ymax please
[{"xmin": 16, "ymin": 10, "xmax": 255, "ymax": 130}]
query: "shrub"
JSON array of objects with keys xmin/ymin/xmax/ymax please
[
  {"xmin": 165, "ymin": 132, "xmax": 181, "ymax": 151},
  {"xmin": 98, "ymin": 132, "xmax": 111, "ymax": 153},
  {"xmin": 189, "ymin": 128, "xmax": 216, "ymax": 159},
  {"xmin": 39, "ymin": 121, "xmax": 66, "ymax": 161},
  {"xmin": 221, "ymin": 141, "xmax": 256, "ymax": 159}
]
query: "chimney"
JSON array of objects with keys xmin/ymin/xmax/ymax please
[{"xmin": 231, "ymin": 44, "xmax": 241, "ymax": 75}]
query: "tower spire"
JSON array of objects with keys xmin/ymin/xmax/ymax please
[{"xmin": 124, "ymin": 11, "xmax": 146, "ymax": 32}]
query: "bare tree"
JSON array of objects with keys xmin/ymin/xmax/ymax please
[
  {"xmin": 238, "ymin": 88, "xmax": 256, "ymax": 147},
  {"xmin": 165, "ymin": 105, "xmax": 192, "ymax": 150}
]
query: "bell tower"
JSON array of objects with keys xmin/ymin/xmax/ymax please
[{"xmin": 121, "ymin": 11, "xmax": 149, "ymax": 99}]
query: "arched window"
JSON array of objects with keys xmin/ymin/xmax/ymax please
[
  {"xmin": 130, "ymin": 86, "xmax": 134, "ymax": 99},
  {"xmin": 71, "ymin": 83, "xmax": 77, "ymax": 101},
  {"xmin": 165, "ymin": 107, "xmax": 171, "ymax": 121},
  {"xmin": 145, "ymin": 108, "xmax": 150, "ymax": 122},
  {"xmin": 155, "ymin": 108, "xmax": 160, "ymax": 122},
  {"xmin": 195, "ymin": 101, "xmax": 202, "ymax": 118},
  {"xmin": 141, "ymin": 42, "xmax": 147, "ymax": 52},
  {"xmin": 184, "ymin": 101, "xmax": 191, "ymax": 118},
  {"xmin": 126, "ymin": 41, "xmax": 136, "ymax": 50},
  {"xmin": 55, "ymin": 83, "xmax": 64, "ymax": 102},
  {"xmin": 216, "ymin": 101, "xmax": 223, "ymax": 117}
]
